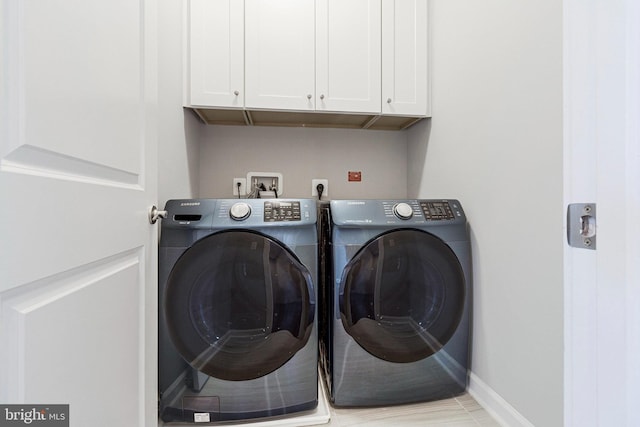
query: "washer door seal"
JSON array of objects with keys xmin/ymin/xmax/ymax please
[
  {"xmin": 165, "ymin": 230, "xmax": 314, "ymax": 381},
  {"xmin": 340, "ymin": 229, "xmax": 465, "ymax": 363}
]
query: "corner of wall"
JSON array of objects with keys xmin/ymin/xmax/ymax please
[
  {"xmin": 406, "ymin": 118, "xmax": 431, "ymax": 198},
  {"xmin": 469, "ymin": 373, "xmax": 535, "ymax": 427}
]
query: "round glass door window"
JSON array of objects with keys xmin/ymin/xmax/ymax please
[
  {"xmin": 340, "ymin": 229, "xmax": 465, "ymax": 363},
  {"xmin": 165, "ymin": 230, "xmax": 314, "ymax": 381}
]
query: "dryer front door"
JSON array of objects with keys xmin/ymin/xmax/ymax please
[
  {"xmin": 339, "ymin": 229, "xmax": 465, "ymax": 363},
  {"xmin": 164, "ymin": 230, "xmax": 314, "ymax": 381}
]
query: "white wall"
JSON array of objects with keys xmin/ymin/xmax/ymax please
[
  {"xmin": 408, "ymin": 1, "xmax": 564, "ymax": 426},
  {"xmin": 197, "ymin": 125, "xmax": 408, "ymax": 200},
  {"xmin": 158, "ymin": 1, "xmax": 201, "ymax": 208}
]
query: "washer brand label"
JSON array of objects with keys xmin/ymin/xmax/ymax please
[
  {"xmin": 346, "ymin": 201, "xmax": 366, "ymax": 205},
  {"xmin": 0, "ymin": 405, "xmax": 68, "ymax": 426},
  {"xmin": 180, "ymin": 202, "xmax": 200, "ymax": 206}
]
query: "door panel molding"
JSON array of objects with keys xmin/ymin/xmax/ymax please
[
  {"xmin": 0, "ymin": 248, "xmax": 143, "ymax": 402},
  {"xmin": 1, "ymin": 144, "xmax": 141, "ymax": 188}
]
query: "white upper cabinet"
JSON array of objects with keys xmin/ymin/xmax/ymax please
[
  {"xmin": 189, "ymin": 0, "xmax": 244, "ymax": 108},
  {"xmin": 316, "ymin": 0, "xmax": 381, "ymax": 113},
  {"xmin": 382, "ymin": 0, "xmax": 429, "ymax": 116},
  {"xmin": 186, "ymin": 0, "xmax": 430, "ymax": 126},
  {"xmin": 245, "ymin": 0, "xmax": 316, "ymax": 110}
]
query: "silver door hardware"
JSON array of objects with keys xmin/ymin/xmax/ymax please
[
  {"xmin": 567, "ymin": 203, "xmax": 596, "ymax": 250},
  {"xmin": 149, "ymin": 205, "xmax": 168, "ymax": 224}
]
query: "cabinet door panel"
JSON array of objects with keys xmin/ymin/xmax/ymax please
[
  {"xmin": 245, "ymin": 0, "xmax": 315, "ymax": 110},
  {"xmin": 382, "ymin": 0, "xmax": 428, "ymax": 116},
  {"xmin": 189, "ymin": 0, "xmax": 244, "ymax": 107},
  {"xmin": 316, "ymin": 0, "xmax": 381, "ymax": 113}
]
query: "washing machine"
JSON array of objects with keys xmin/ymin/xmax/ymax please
[
  {"xmin": 159, "ymin": 198, "xmax": 318, "ymax": 423},
  {"xmin": 325, "ymin": 199, "xmax": 472, "ymax": 407}
]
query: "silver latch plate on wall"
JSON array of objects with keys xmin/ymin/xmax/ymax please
[{"xmin": 567, "ymin": 203, "xmax": 596, "ymax": 250}]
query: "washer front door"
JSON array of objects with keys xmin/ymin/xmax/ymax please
[
  {"xmin": 339, "ymin": 229, "xmax": 465, "ymax": 363},
  {"xmin": 165, "ymin": 230, "xmax": 314, "ymax": 381}
]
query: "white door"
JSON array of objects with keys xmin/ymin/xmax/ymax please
[
  {"xmin": 316, "ymin": 0, "xmax": 381, "ymax": 113},
  {"xmin": 564, "ymin": 0, "xmax": 640, "ymax": 425},
  {"xmin": 0, "ymin": 1, "xmax": 158, "ymax": 426},
  {"xmin": 189, "ymin": 0, "xmax": 244, "ymax": 108},
  {"xmin": 245, "ymin": 0, "xmax": 316, "ymax": 111},
  {"xmin": 381, "ymin": 0, "xmax": 429, "ymax": 117}
]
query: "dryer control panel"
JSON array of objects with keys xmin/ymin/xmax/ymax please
[
  {"xmin": 331, "ymin": 199, "xmax": 466, "ymax": 227},
  {"xmin": 420, "ymin": 201, "xmax": 456, "ymax": 220}
]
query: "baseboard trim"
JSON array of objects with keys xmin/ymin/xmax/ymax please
[{"xmin": 468, "ymin": 373, "xmax": 535, "ymax": 427}]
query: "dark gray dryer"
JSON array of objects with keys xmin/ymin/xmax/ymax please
[
  {"xmin": 325, "ymin": 199, "xmax": 472, "ymax": 406},
  {"xmin": 159, "ymin": 199, "xmax": 318, "ymax": 423}
]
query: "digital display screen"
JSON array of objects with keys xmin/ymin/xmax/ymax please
[
  {"xmin": 263, "ymin": 201, "xmax": 301, "ymax": 222},
  {"xmin": 420, "ymin": 201, "xmax": 455, "ymax": 220}
]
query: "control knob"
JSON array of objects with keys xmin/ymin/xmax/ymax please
[
  {"xmin": 393, "ymin": 202, "xmax": 414, "ymax": 220},
  {"xmin": 229, "ymin": 202, "xmax": 251, "ymax": 221}
]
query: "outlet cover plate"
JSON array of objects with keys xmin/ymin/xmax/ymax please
[
  {"xmin": 233, "ymin": 178, "xmax": 247, "ymax": 196},
  {"xmin": 312, "ymin": 179, "xmax": 329, "ymax": 198}
]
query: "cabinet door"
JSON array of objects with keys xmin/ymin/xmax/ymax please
[
  {"xmin": 245, "ymin": 0, "xmax": 315, "ymax": 110},
  {"xmin": 382, "ymin": 0, "xmax": 428, "ymax": 116},
  {"xmin": 189, "ymin": 0, "xmax": 244, "ymax": 108},
  {"xmin": 316, "ymin": 0, "xmax": 381, "ymax": 113}
]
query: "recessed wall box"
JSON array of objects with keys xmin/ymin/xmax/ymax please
[{"xmin": 246, "ymin": 172, "xmax": 283, "ymax": 197}]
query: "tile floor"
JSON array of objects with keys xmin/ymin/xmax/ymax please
[
  {"xmin": 324, "ymin": 393, "xmax": 501, "ymax": 427},
  {"xmin": 160, "ymin": 379, "xmax": 502, "ymax": 427}
]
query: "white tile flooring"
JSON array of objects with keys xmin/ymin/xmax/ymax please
[
  {"xmin": 160, "ymin": 373, "xmax": 502, "ymax": 427},
  {"xmin": 324, "ymin": 393, "xmax": 501, "ymax": 427},
  {"xmin": 205, "ymin": 381, "xmax": 502, "ymax": 427}
]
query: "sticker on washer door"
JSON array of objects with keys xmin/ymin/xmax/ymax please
[{"xmin": 194, "ymin": 413, "xmax": 210, "ymax": 423}]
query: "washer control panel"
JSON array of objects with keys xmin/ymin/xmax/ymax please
[
  {"xmin": 263, "ymin": 201, "xmax": 301, "ymax": 222},
  {"xmin": 215, "ymin": 199, "xmax": 315, "ymax": 226},
  {"xmin": 229, "ymin": 202, "xmax": 252, "ymax": 221},
  {"xmin": 165, "ymin": 199, "xmax": 317, "ymax": 228}
]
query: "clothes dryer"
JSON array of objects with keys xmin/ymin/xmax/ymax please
[
  {"xmin": 159, "ymin": 199, "xmax": 318, "ymax": 423},
  {"xmin": 325, "ymin": 199, "xmax": 471, "ymax": 406}
]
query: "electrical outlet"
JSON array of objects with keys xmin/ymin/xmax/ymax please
[
  {"xmin": 312, "ymin": 179, "xmax": 329, "ymax": 198},
  {"xmin": 246, "ymin": 172, "xmax": 283, "ymax": 197},
  {"xmin": 233, "ymin": 178, "xmax": 247, "ymax": 196}
]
